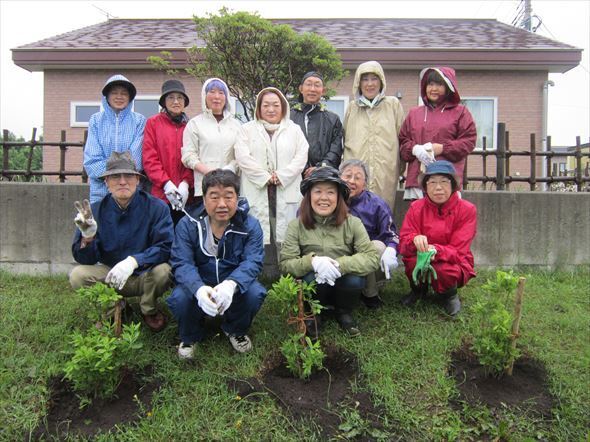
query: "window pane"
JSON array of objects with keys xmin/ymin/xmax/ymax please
[
  {"xmin": 233, "ymin": 99, "xmax": 248, "ymax": 123},
  {"xmin": 75, "ymin": 105, "xmax": 100, "ymax": 123},
  {"xmin": 134, "ymin": 99, "xmax": 159, "ymax": 118},
  {"xmin": 323, "ymin": 99, "xmax": 345, "ymax": 121},
  {"xmin": 462, "ymin": 99, "xmax": 494, "ymax": 149}
]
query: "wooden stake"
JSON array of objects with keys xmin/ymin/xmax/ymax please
[
  {"xmin": 506, "ymin": 277, "xmax": 526, "ymax": 376},
  {"xmin": 296, "ymin": 280, "xmax": 306, "ymax": 343},
  {"xmin": 114, "ymin": 300, "xmax": 124, "ymax": 337}
]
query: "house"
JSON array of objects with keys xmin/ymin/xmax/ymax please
[{"xmin": 11, "ymin": 18, "xmax": 582, "ymax": 185}]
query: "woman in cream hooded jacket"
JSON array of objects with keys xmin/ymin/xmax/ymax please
[
  {"xmin": 343, "ymin": 61, "xmax": 404, "ymax": 210},
  {"xmin": 181, "ymin": 78, "xmax": 242, "ymax": 198},
  {"xmin": 234, "ymin": 87, "xmax": 309, "ymax": 245}
]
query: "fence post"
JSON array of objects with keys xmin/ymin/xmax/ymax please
[
  {"xmin": 529, "ymin": 133, "xmax": 536, "ymax": 191},
  {"xmin": 2, "ymin": 129, "xmax": 9, "ymax": 181},
  {"xmin": 82, "ymin": 129, "xmax": 88, "ymax": 183},
  {"xmin": 59, "ymin": 130, "xmax": 67, "ymax": 183},
  {"xmin": 496, "ymin": 122, "xmax": 506, "ymax": 190},
  {"xmin": 26, "ymin": 128, "xmax": 38, "ymax": 181},
  {"xmin": 546, "ymin": 136, "xmax": 553, "ymax": 189},
  {"xmin": 482, "ymin": 136, "xmax": 488, "ymax": 187},
  {"xmin": 575, "ymin": 136, "xmax": 582, "ymax": 191}
]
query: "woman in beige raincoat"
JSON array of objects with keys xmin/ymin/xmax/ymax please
[
  {"xmin": 234, "ymin": 87, "xmax": 309, "ymax": 245},
  {"xmin": 343, "ymin": 61, "xmax": 404, "ymax": 210}
]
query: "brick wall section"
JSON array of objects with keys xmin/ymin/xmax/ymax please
[{"xmin": 43, "ymin": 68, "xmax": 547, "ymax": 187}]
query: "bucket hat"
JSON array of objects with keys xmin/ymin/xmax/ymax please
[
  {"xmin": 300, "ymin": 166, "xmax": 350, "ymax": 200},
  {"xmin": 159, "ymin": 79, "xmax": 189, "ymax": 107},
  {"xmin": 100, "ymin": 151, "xmax": 144, "ymax": 178}
]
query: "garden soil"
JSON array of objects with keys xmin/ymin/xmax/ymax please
[
  {"xmin": 33, "ymin": 368, "xmax": 159, "ymax": 439},
  {"xmin": 450, "ymin": 343, "xmax": 553, "ymax": 416},
  {"xmin": 229, "ymin": 346, "xmax": 387, "ymax": 439}
]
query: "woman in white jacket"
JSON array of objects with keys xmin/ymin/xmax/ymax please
[
  {"xmin": 235, "ymin": 87, "xmax": 309, "ymax": 246},
  {"xmin": 181, "ymin": 78, "xmax": 242, "ymax": 206}
]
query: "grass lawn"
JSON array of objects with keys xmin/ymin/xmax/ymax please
[{"xmin": 1, "ymin": 267, "xmax": 588, "ymax": 441}]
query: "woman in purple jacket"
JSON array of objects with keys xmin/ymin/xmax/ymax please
[
  {"xmin": 399, "ymin": 67, "xmax": 477, "ymax": 200},
  {"xmin": 340, "ymin": 159, "xmax": 400, "ymax": 309}
]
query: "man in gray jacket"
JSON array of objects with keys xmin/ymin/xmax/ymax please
[{"xmin": 291, "ymin": 72, "xmax": 343, "ymax": 178}]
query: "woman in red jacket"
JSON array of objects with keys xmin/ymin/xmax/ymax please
[
  {"xmin": 399, "ymin": 67, "xmax": 477, "ymax": 201},
  {"xmin": 399, "ymin": 161, "xmax": 477, "ymax": 315},
  {"xmin": 143, "ymin": 80, "xmax": 194, "ymax": 225}
]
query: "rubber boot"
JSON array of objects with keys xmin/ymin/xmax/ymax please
[
  {"xmin": 335, "ymin": 308, "xmax": 360, "ymax": 337},
  {"xmin": 401, "ymin": 282, "xmax": 426, "ymax": 306},
  {"xmin": 442, "ymin": 286, "xmax": 461, "ymax": 316}
]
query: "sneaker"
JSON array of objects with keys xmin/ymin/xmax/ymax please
[
  {"xmin": 336, "ymin": 311, "xmax": 360, "ymax": 337},
  {"xmin": 444, "ymin": 294, "xmax": 461, "ymax": 316},
  {"xmin": 361, "ymin": 294, "xmax": 384, "ymax": 309},
  {"xmin": 178, "ymin": 342, "xmax": 196, "ymax": 360},
  {"xmin": 225, "ymin": 332, "xmax": 252, "ymax": 353}
]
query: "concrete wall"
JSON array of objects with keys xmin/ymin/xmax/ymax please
[{"xmin": 1, "ymin": 182, "xmax": 589, "ymax": 275}]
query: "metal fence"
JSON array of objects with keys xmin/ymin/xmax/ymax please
[{"xmin": 2, "ymin": 125, "xmax": 589, "ymax": 190}]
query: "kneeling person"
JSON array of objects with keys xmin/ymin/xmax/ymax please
[
  {"xmin": 70, "ymin": 151, "xmax": 173, "ymax": 332},
  {"xmin": 167, "ymin": 169, "xmax": 266, "ymax": 358}
]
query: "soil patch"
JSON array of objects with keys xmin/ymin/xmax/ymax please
[
  {"xmin": 229, "ymin": 346, "xmax": 388, "ymax": 439},
  {"xmin": 33, "ymin": 368, "xmax": 159, "ymax": 440},
  {"xmin": 450, "ymin": 343, "xmax": 553, "ymax": 416}
]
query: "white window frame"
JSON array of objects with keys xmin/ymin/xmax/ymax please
[
  {"xmin": 461, "ymin": 96, "xmax": 498, "ymax": 150},
  {"xmin": 132, "ymin": 95, "xmax": 161, "ymax": 117},
  {"xmin": 70, "ymin": 101, "xmax": 102, "ymax": 127}
]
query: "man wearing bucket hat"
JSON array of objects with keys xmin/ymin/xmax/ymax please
[
  {"xmin": 280, "ymin": 167, "xmax": 380, "ymax": 337},
  {"xmin": 84, "ymin": 74, "xmax": 146, "ymax": 203},
  {"xmin": 70, "ymin": 151, "xmax": 174, "ymax": 332},
  {"xmin": 291, "ymin": 71, "xmax": 343, "ymax": 179},
  {"xmin": 143, "ymin": 79, "xmax": 193, "ymax": 225},
  {"xmin": 398, "ymin": 160, "xmax": 477, "ymax": 316}
]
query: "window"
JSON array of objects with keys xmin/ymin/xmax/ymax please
[
  {"xmin": 322, "ymin": 96, "xmax": 349, "ymax": 122},
  {"xmin": 70, "ymin": 102, "xmax": 101, "ymax": 127},
  {"xmin": 461, "ymin": 97, "xmax": 498, "ymax": 149},
  {"xmin": 559, "ymin": 162, "xmax": 567, "ymax": 175},
  {"xmin": 229, "ymin": 97, "xmax": 249, "ymax": 123},
  {"xmin": 133, "ymin": 96, "xmax": 160, "ymax": 118}
]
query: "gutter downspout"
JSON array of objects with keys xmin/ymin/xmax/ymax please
[{"xmin": 542, "ymin": 79, "xmax": 555, "ymax": 190}]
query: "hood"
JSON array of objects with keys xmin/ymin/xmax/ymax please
[
  {"xmin": 254, "ymin": 87, "xmax": 290, "ymax": 124},
  {"xmin": 352, "ymin": 61, "xmax": 387, "ymax": 99},
  {"xmin": 201, "ymin": 77, "xmax": 235, "ymax": 118},
  {"xmin": 419, "ymin": 67, "xmax": 460, "ymax": 106},
  {"xmin": 102, "ymin": 74, "xmax": 137, "ymax": 101}
]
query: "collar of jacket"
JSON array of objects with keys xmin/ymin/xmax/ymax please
[
  {"xmin": 164, "ymin": 109, "xmax": 189, "ymax": 125},
  {"xmin": 293, "ymin": 102, "xmax": 327, "ymax": 112},
  {"xmin": 312, "ymin": 213, "xmax": 337, "ymax": 225},
  {"xmin": 424, "ymin": 191, "xmax": 460, "ymax": 214},
  {"xmin": 348, "ymin": 189, "xmax": 369, "ymax": 206}
]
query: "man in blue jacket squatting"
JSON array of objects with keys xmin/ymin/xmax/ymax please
[
  {"xmin": 70, "ymin": 151, "xmax": 173, "ymax": 332},
  {"xmin": 166, "ymin": 169, "xmax": 266, "ymax": 359}
]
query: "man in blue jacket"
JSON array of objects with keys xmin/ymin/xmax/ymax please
[
  {"xmin": 70, "ymin": 151, "xmax": 173, "ymax": 332},
  {"xmin": 167, "ymin": 169, "xmax": 266, "ymax": 358}
]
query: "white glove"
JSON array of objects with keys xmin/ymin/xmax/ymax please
[
  {"xmin": 195, "ymin": 285, "xmax": 219, "ymax": 317},
  {"xmin": 212, "ymin": 280, "xmax": 237, "ymax": 315},
  {"xmin": 312, "ymin": 256, "xmax": 341, "ymax": 285},
  {"xmin": 178, "ymin": 181, "xmax": 190, "ymax": 208},
  {"xmin": 164, "ymin": 181, "xmax": 182, "ymax": 210},
  {"xmin": 105, "ymin": 256, "xmax": 138, "ymax": 290},
  {"xmin": 74, "ymin": 199, "xmax": 97, "ymax": 238},
  {"xmin": 380, "ymin": 246, "xmax": 399, "ymax": 280},
  {"xmin": 412, "ymin": 143, "xmax": 435, "ymax": 166}
]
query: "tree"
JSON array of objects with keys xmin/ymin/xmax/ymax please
[
  {"xmin": 2, "ymin": 131, "xmax": 43, "ymax": 182},
  {"xmin": 148, "ymin": 9, "xmax": 345, "ymax": 120}
]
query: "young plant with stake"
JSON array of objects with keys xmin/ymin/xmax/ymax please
[
  {"xmin": 269, "ymin": 275, "xmax": 325, "ymax": 379},
  {"xmin": 470, "ymin": 270, "xmax": 525, "ymax": 377}
]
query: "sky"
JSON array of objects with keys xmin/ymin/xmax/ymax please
[{"xmin": 0, "ymin": 0, "xmax": 588, "ymax": 146}]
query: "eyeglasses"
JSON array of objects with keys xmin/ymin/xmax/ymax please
[
  {"xmin": 426, "ymin": 179, "xmax": 452, "ymax": 187},
  {"xmin": 165, "ymin": 94, "xmax": 185, "ymax": 103}
]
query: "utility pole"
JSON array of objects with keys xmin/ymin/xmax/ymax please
[{"xmin": 521, "ymin": 0, "xmax": 532, "ymax": 31}]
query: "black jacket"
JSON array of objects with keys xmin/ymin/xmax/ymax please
[{"xmin": 291, "ymin": 103, "xmax": 343, "ymax": 170}]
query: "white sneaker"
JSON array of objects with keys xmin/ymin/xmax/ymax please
[
  {"xmin": 224, "ymin": 332, "xmax": 252, "ymax": 353},
  {"xmin": 178, "ymin": 342, "xmax": 196, "ymax": 360}
]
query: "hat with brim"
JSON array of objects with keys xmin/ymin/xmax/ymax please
[
  {"xmin": 300, "ymin": 166, "xmax": 350, "ymax": 200},
  {"xmin": 99, "ymin": 151, "xmax": 144, "ymax": 178},
  {"xmin": 102, "ymin": 79, "xmax": 137, "ymax": 102},
  {"xmin": 419, "ymin": 160, "xmax": 458, "ymax": 191},
  {"xmin": 159, "ymin": 79, "xmax": 190, "ymax": 108}
]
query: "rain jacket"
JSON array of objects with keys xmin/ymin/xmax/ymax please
[
  {"xmin": 343, "ymin": 61, "xmax": 404, "ymax": 211},
  {"xmin": 399, "ymin": 191, "xmax": 476, "ymax": 288},
  {"xmin": 181, "ymin": 78, "xmax": 242, "ymax": 196},
  {"xmin": 84, "ymin": 74, "xmax": 146, "ymax": 203},
  {"xmin": 290, "ymin": 102, "xmax": 343, "ymax": 170},
  {"xmin": 170, "ymin": 198, "xmax": 264, "ymax": 297},
  {"xmin": 348, "ymin": 190, "xmax": 399, "ymax": 251},
  {"xmin": 399, "ymin": 67, "xmax": 477, "ymax": 189},
  {"xmin": 234, "ymin": 87, "xmax": 309, "ymax": 244},
  {"xmin": 143, "ymin": 111, "xmax": 193, "ymax": 202},
  {"xmin": 280, "ymin": 214, "xmax": 380, "ymax": 277},
  {"xmin": 72, "ymin": 190, "xmax": 174, "ymax": 273}
]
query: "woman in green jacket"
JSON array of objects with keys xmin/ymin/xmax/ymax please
[{"xmin": 280, "ymin": 167, "xmax": 380, "ymax": 337}]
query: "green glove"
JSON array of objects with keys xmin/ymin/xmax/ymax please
[{"xmin": 412, "ymin": 250, "xmax": 438, "ymax": 286}]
